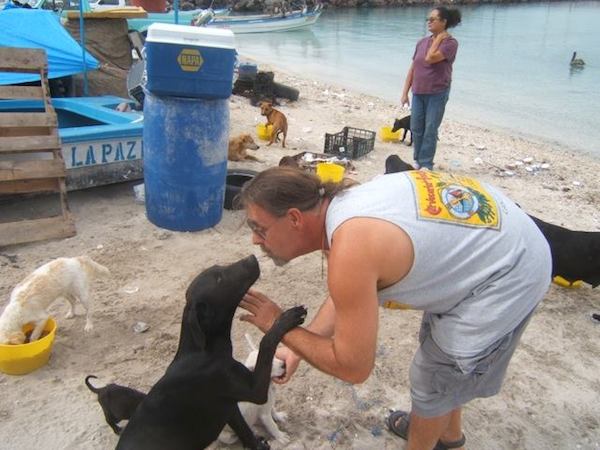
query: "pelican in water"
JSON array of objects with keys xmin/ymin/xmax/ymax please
[{"xmin": 570, "ymin": 51, "xmax": 585, "ymax": 67}]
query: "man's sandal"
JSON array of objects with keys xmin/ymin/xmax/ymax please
[{"xmin": 386, "ymin": 410, "xmax": 466, "ymax": 450}]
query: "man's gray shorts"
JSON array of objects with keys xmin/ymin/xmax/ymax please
[{"xmin": 409, "ymin": 310, "xmax": 534, "ymax": 417}]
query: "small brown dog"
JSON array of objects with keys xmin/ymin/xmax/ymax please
[
  {"xmin": 259, "ymin": 101, "xmax": 287, "ymax": 148},
  {"xmin": 228, "ymin": 134, "xmax": 261, "ymax": 162}
]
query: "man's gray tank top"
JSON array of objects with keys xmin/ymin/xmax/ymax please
[{"xmin": 325, "ymin": 171, "xmax": 551, "ymax": 357}]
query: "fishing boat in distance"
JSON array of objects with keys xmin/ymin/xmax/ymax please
[{"xmin": 194, "ymin": 3, "xmax": 323, "ymax": 34}]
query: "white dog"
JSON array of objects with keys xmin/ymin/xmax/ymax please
[
  {"xmin": 218, "ymin": 334, "xmax": 289, "ymax": 446},
  {"xmin": 0, "ymin": 256, "xmax": 110, "ymax": 345}
]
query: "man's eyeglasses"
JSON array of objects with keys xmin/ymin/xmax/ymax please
[
  {"xmin": 247, "ymin": 219, "xmax": 268, "ymax": 240},
  {"xmin": 246, "ymin": 217, "xmax": 283, "ymax": 240}
]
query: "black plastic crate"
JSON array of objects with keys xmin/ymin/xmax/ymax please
[
  {"xmin": 129, "ymin": 85, "xmax": 145, "ymax": 108},
  {"xmin": 324, "ymin": 126, "xmax": 376, "ymax": 159}
]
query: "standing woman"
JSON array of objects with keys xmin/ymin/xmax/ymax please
[{"xmin": 401, "ymin": 7, "xmax": 461, "ymax": 170}]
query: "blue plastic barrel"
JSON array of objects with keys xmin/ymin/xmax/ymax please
[{"xmin": 143, "ymin": 91, "xmax": 229, "ymax": 231}]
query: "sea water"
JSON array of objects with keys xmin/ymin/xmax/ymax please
[{"xmin": 235, "ymin": 2, "xmax": 600, "ymax": 157}]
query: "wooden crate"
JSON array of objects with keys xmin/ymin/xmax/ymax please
[{"xmin": 0, "ymin": 47, "xmax": 76, "ymax": 247}]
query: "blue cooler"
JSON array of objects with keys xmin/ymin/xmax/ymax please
[{"xmin": 145, "ymin": 23, "xmax": 236, "ymax": 99}]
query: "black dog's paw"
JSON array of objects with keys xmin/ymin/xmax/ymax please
[
  {"xmin": 255, "ymin": 436, "xmax": 270, "ymax": 450},
  {"xmin": 273, "ymin": 305, "xmax": 307, "ymax": 332}
]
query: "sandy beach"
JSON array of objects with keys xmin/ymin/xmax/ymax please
[{"xmin": 1, "ymin": 63, "xmax": 599, "ymax": 450}]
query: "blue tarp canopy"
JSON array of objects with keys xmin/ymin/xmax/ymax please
[{"xmin": 0, "ymin": 8, "xmax": 99, "ymax": 85}]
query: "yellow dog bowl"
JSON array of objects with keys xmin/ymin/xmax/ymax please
[
  {"xmin": 380, "ymin": 126, "xmax": 401, "ymax": 142},
  {"xmin": 256, "ymin": 123, "xmax": 273, "ymax": 141},
  {"xmin": 0, "ymin": 318, "xmax": 57, "ymax": 375},
  {"xmin": 316, "ymin": 162, "xmax": 345, "ymax": 183},
  {"xmin": 552, "ymin": 276, "xmax": 583, "ymax": 289}
]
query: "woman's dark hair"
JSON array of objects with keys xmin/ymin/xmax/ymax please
[
  {"xmin": 434, "ymin": 7, "xmax": 462, "ymax": 29},
  {"xmin": 238, "ymin": 166, "xmax": 357, "ymax": 217}
]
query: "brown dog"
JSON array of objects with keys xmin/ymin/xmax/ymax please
[
  {"xmin": 228, "ymin": 134, "xmax": 261, "ymax": 162},
  {"xmin": 259, "ymin": 101, "xmax": 287, "ymax": 148}
]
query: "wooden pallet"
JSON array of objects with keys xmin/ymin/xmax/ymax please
[{"xmin": 0, "ymin": 47, "xmax": 76, "ymax": 247}]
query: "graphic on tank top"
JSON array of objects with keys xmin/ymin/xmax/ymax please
[{"xmin": 408, "ymin": 171, "xmax": 501, "ymax": 229}]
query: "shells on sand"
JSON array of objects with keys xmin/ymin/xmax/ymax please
[
  {"xmin": 133, "ymin": 322, "xmax": 150, "ymax": 333},
  {"xmin": 505, "ymin": 157, "xmax": 550, "ymax": 175}
]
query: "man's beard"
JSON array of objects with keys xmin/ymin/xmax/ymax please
[
  {"xmin": 270, "ymin": 256, "xmax": 289, "ymax": 267},
  {"xmin": 261, "ymin": 247, "xmax": 289, "ymax": 267}
]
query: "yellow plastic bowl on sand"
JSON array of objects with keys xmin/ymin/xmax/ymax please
[
  {"xmin": 380, "ymin": 126, "xmax": 401, "ymax": 142},
  {"xmin": 552, "ymin": 276, "xmax": 582, "ymax": 289},
  {"xmin": 0, "ymin": 318, "xmax": 57, "ymax": 375},
  {"xmin": 256, "ymin": 123, "xmax": 273, "ymax": 141},
  {"xmin": 316, "ymin": 162, "xmax": 345, "ymax": 183}
]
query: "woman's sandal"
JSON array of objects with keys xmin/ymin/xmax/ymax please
[{"xmin": 386, "ymin": 410, "xmax": 466, "ymax": 449}]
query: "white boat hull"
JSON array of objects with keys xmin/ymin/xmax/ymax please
[{"xmin": 205, "ymin": 7, "xmax": 322, "ymax": 34}]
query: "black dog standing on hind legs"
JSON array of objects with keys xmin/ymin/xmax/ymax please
[{"xmin": 115, "ymin": 255, "xmax": 307, "ymax": 450}]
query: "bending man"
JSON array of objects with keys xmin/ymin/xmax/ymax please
[{"xmin": 239, "ymin": 167, "xmax": 551, "ymax": 450}]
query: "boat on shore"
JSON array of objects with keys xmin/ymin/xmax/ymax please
[
  {"xmin": 0, "ymin": 96, "xmax": 143, "ymax": 190},
  {"xmin": 0, "ymin": 8, "xmax": 144, "ymax": 190}
]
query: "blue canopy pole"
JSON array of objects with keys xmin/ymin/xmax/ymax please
[
  {"xmin": 79, "ymin": 0, "xmax": 89, "ymax": 96},
  {"xmin": 174, "ymin": 0, "xmax": 179, "ymax": 24}
]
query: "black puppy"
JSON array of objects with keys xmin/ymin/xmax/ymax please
[
  {"xmin": 528, "ymin": 215, "xmax": 600, "ymax": 288},
  {"xmin": 392, "ymin": 115, "xmax": 412, "ymax": 145},
  {"xmin": 85, "ymin": 375, "xmax": 146, "ymax": 435},
  {"xmin": 116, "ymin": 255, "xmax": 307, "ymax": 450},
  {"xmin": 385, "ymin": 154, "xmax": 415, "ymax": 174}
]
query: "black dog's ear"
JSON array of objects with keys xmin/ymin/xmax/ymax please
[{"xmin": 187, "ymin": 302, "xmax": 210, "ymax": 349}]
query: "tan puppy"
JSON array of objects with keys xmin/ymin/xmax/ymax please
[
  {"xmin": 259, "ymin": 101, "xmax": 288, "ymax": 148},
  {"xmin": 228, "ymin": 133, "xmax": 261, "ymax": 162},
  {"xmin": 0, "ymin": 256, "xmax": 110, "ymax": 344}
]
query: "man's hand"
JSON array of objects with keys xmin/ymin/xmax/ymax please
[
  {"xmin": 272, "ymin": 346, "xmax": 301, "ymax": 384},
  {"xmin": 239, "ymin": 289, "xmax": 283, "ymax": 333}
]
